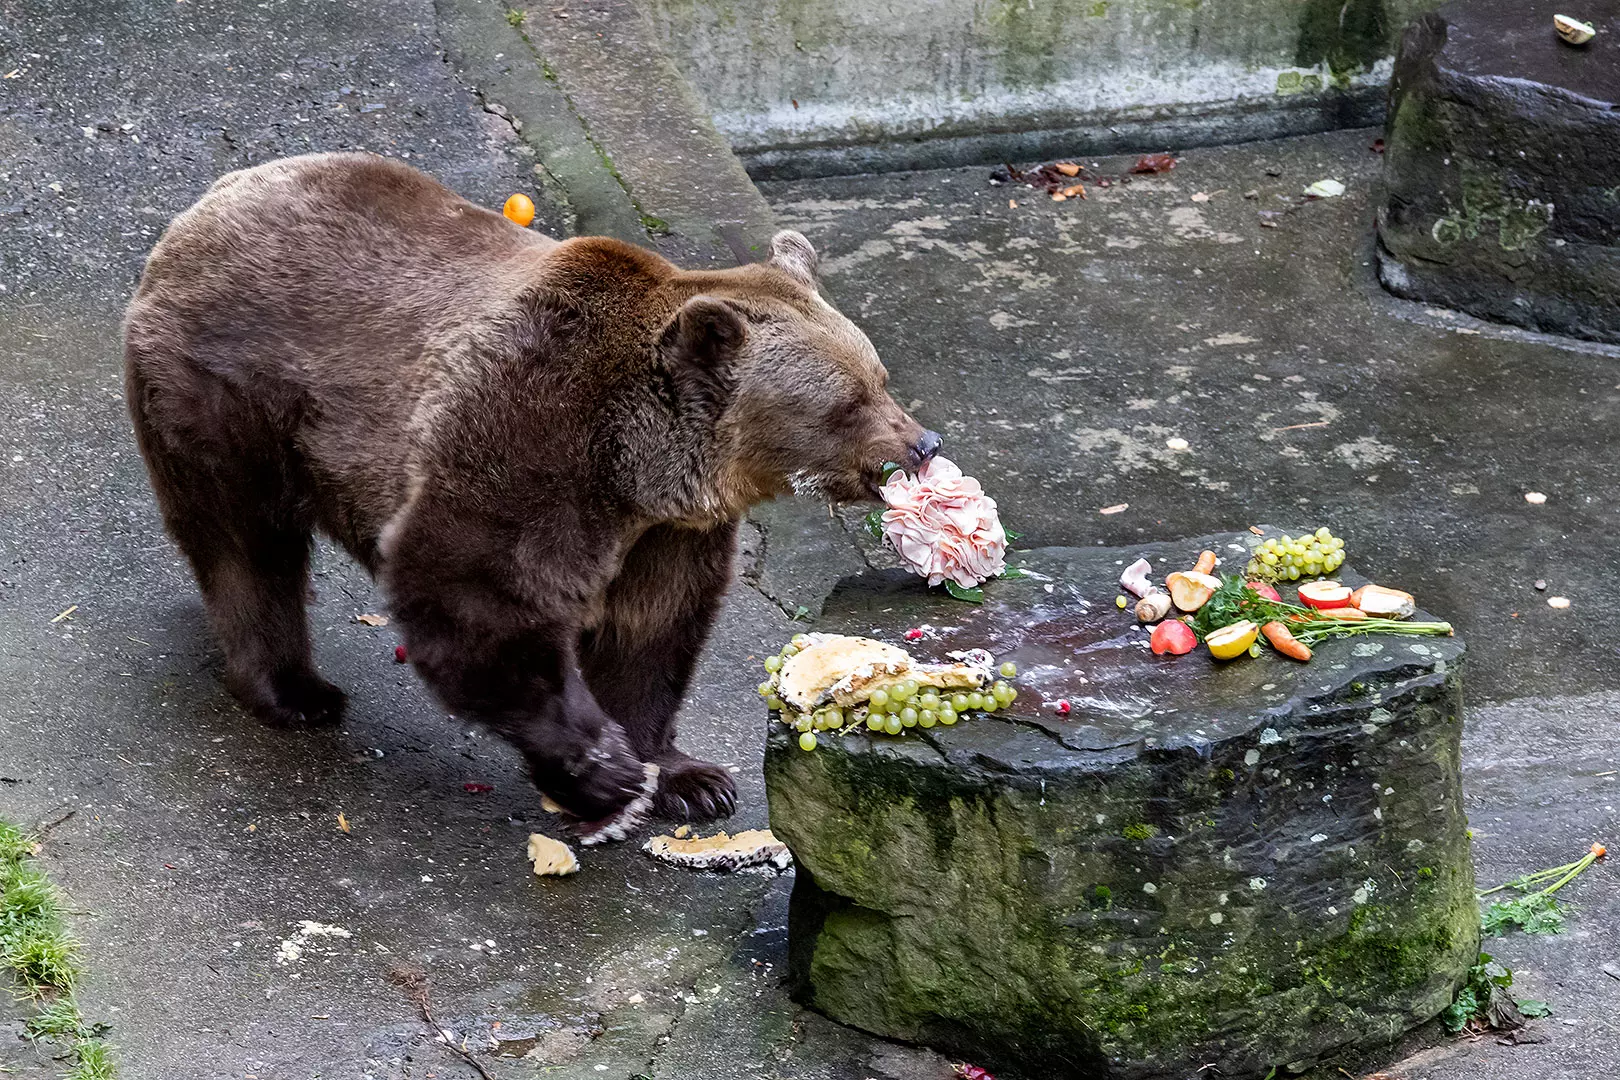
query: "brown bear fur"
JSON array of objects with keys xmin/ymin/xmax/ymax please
[{"xmin": 123, "ymin": 152, "xmax": 938, "ymax": 828}]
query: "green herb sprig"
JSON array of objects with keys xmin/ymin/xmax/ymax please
[{"xmin": 1189, "ymin": 576, "xmax": 1453, "ymax": 646}]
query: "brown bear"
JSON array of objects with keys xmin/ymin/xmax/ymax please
[{"xmin": 123, "ymin": 152, "xmax": 938, "ymax": 839}]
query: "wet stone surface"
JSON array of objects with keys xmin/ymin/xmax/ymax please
[
  {"xmin": 1378, "ymin": 0, "xmax": 1620, "ymax": 343},
  {"xmin": 766, "ymin": 532, "xmax": 1477, "ymax": 1080}
]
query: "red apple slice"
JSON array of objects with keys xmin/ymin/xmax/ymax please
[
  {"xmin": 1351, "ymin": 584, "xmax": 1416, "ymax": 618},
  {"xmin": 1298, "ymin": 580, "xmax": 1353, "ymax": 610}
]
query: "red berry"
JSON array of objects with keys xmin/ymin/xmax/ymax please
[
  {"xmin": 905, "ymin": 628, "xmax": 923, "ymax": 641},
  {"xmin": 1054, "ymin": 699, "xmax": 1071, "ymax": 716},
  {"xmin": 394, "ymin": 645, "xmax": 408, "ymax": 664}
]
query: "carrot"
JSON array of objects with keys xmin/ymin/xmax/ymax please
[
  {"xmin": 1594, "ymin": 843, "xmax": 1608, "ymax": 859},
  {"xmin": 1262, "ymin": 621, "xmax": 1312, "ymax": 662},
  {"xmin": 1193, "ymin": 550, "xmax": 1217, "ymax": 575}
]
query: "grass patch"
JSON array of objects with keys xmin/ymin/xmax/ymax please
[{"xmin": 1, "ymin": 817, "xmax": 115, "ymax": 1077}]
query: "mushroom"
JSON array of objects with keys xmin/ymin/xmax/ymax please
[
  {"xmin": 1135, "ymin": 589, "xmax": 1173, "ymax": 623},
  {"xmin": 1119, "ymin": 557, "xmax": 1155, "ymax": 598}
]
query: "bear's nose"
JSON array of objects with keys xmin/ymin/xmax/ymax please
[{"xmin": 912, "ymin": 430, "xmax": 942, "ymax": 464}]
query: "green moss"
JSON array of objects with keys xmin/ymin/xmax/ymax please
[
  {"xmin": 1122, "ymin": 823, "xmax": 1159, "ymax": 841},
  {"xmin": 1296, "ymin": 0, "xmax": 1390, "ymax": 76},
  {"xmin": 1091, "ymin": 885, "xmax": 1113, "ymax": 910},
  {"xmin": 639, "ymin": 214, "xmax": 671, "ymax": 236}
]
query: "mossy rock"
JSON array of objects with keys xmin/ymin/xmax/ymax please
[
  {"xmin": 766, "ymin": 532, "xmax": 1477, "ymax": 1080},
  {"xmin": 1377, "ymin": 0, "xmax": 1620, "ymax": 343}
]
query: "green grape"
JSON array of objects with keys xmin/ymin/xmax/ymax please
[
  {"xmin": 792, "ymin": 634, "xmax": 810, "ymax": 649},
  {"xmin": 798, "ymin": 731, "xmax": 817, "ymax": 751},
  {"xmin": 1281, "ymin": 554, "xmax": 1295, "ymax": 567},
  {"xmin": 952, "ymin": 693, "xmax": 970, "ymax": 711},
  {"xmin": 795, "ymin": 715, "xmax": 812, "ymax": 732},
  {"xmin": 1304, "ymin": 562, "xmax": 1322, "ymax": 577},
  {"xmin": 869, "ymin": 688, "xmax": 890, "ymax": 711},
  {"xmin": 1285, "ymin": 566, "xmax": 1300, "ymax": 581},
  {"xmin": 1280, "ymin": 535, "xmax": 1293, "ymax": 546},
  {"xmin": 981, "ymin": 698, "xmax": 999, "ymax": 713},
  {"xmin": 1247, "ymin": 559, "xmax": 1261, "ymax": 576},
  {"xmin": 757, "ymin": 680, "xmax": 774, "ymax": 696},
  {"xmin": 866, "ymin": 712, "xmax": 885, "ymax": 731},
  {"xmin": 1261, "ymin": 552, "xmax": 1280, "ymax": 566},
  {"xmin": 898, "ymin": 680, "xmax": 919, "ymax": 701},
  {"xmin": 1247, "ymin": 643, "xmax": 1262, "ymax": 658},
  {"xmin": 883, "ymin": 715, "xmax": 903, "ymax": 735},
  {"xmin": 966, "ymin": 692, "xmax": 985, "ymax": 710},
  {"xmin": 938, "ymin": 705, "xmax": 958, "ymax": 725},
  {"xmin": 1315, "ymin": 527, "xmax": 1332, "ymax": 541},
  {"xmin": 918, "ymin": 709, "xmax": 937, "ymax": 729},
  {"xmin": 824, "ymin": 707, "xmax": 844, "ymax": 728},
  {"xmin": 780, "ymin": 644, "xmax": 798, "ymax": 658},
  {"xmin": 1006, "ymin": 688, "xmax": 1018, "ymax": 704},
  {"xmin": 993, "ymin": 684, "xmax": 1015, "ymax": 706},
  {"xmin": 763, "ymin": 655, "xmax": 782, "ymax": 673},
  {"xmin": 999, "ymin": 662, "xmax": 1018, "ymax": 678},
  {"xmin": 918, "ymin": 692, "xmax": 941, "ymax": 710},
  {"xmin": 900, "ymin": 707, "xmax": 919, "ymax": 727},
  {"xmin": 765, "ymin": 695, "xmax": 784, "ymax": 711}
]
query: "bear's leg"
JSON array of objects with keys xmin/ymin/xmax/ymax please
[
  {"xmin": 128, "ymin": 358, "xmax": 345, "ymax": 729},
  {"xmin": 582, "ymin": 521, "xmax": 739, "ymax": 821},
  {"xmin": 189, "ymin": 523, "xmax": 347, "ymax": 728}
]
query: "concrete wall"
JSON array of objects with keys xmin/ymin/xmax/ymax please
[{"xmin": 644, "ymin": 0, "xmax": 1442, "ymax": 177}]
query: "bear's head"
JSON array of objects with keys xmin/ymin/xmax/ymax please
[{"xmin": 662, "ymin": 230, "xmax": 940, "ymax": 507}]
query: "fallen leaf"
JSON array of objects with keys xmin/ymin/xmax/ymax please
[
  {"xmin": 1054, "ymin": 161, "xmax": 1081, "ymax": 176},
  {"xmin": 356, "ymin": 613, "xmax": 389, "ymax": 627},
  {"xmin": 1059, "ymin": 183, "xmax": 1086, "ymax": 199},
  {"xmin": 1050, "ymin": 192, "xmax": 1067, "ymax": 202},
  {"xmin": 1099, "ymin": 503, "xmax": 1129, "ymax": 515},
  {"xmin": 336, "ymin": 812, "xmax": 351, "ymax": 833},
  {"xmin": 1303, "ymin": 178, "xmax": 1345, "ymax": 198},
  {"xmin": 1132, "ymin": 153, "xmax": 1177, "ymax": 174},
  {"xmin": 1371, "ymin": 138, "xmax": 1386, "ymax": 153},
  {"xmin": 1248, "ymin": 525, "xmax": 1266, "ymax": 535}
]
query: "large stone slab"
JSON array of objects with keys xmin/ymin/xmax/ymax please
[
  {"xmin": 766, "ymin": 533, "xmax": 1477, "ymax": 1080},
  {"xmin": 1378, "ymin": 0, "xmax": 1620, "ymax": 343}
]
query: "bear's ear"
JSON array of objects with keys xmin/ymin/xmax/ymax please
[
  {"xmin": 660, "ymin": 296, "xmax": 744, "ymax": 419},
  {"xmin": 662, "ymin": 295, "xmax": 747, "ymax": 365},
  {"xmin": 768, "ymin": 230, "xmax": 819, "ymax": 288}
]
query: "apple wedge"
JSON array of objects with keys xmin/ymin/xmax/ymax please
[{"xmin": 1298, "ymin": 580, "xmax": 1353, "ymax": 610}]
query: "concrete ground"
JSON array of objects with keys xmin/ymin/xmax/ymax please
[{"xmin": 0, "ymin": 4, "xmax": 1615, "ymax": 1080}]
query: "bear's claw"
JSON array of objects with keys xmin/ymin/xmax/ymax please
[{"xmin": 561, "ymin": 762, "xmax": 661, "ymax": 846}]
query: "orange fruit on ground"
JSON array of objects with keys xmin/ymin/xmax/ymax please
[{"xmin": 503, "ymin": 193, "xmax": 535, "ymax": 227}]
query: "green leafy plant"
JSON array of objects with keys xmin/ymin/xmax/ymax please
[{"xmin": 1478, "ymin": 842, "xmax": 1605, "ymax": 936}]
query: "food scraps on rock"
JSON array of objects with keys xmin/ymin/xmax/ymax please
[
  {"xmin": 1127, "ymin": 530, "xmax": 1451, "ymax": 666},
  {"xmin": 759, "ymin": 632, "xmax": 1017, "ymax": 747}
]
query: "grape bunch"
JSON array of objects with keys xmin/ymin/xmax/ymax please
[
  {"xmin": 760, "ymin": 635, "xmax": 1018, "ymax": 751},
  {"xmin": 1245, "ymin": 527, "xmax": 1345, "ymax": 582}
]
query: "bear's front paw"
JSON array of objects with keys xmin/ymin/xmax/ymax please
[{"xmin": 649, "ymin": 750, "xmax": 738, "ymax": 822}]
